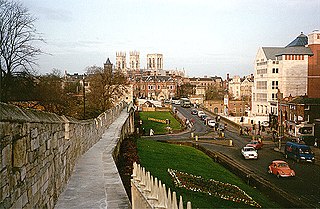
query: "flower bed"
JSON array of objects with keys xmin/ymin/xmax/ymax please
[{"xmin": 168, "ymin": 168, "xmax": 261, "ymax": 208}]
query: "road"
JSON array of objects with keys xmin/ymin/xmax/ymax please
[{"xmin": 172, "ymin": 105, "xmax": 320, "ymax": 208}]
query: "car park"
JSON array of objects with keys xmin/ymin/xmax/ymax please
[
  {"xmin": 268, "ymin": 160, "xmax": 295, "ymax": 178},
  {"xmin": 241, "ymin": 147, "xmax": 258, "ymax": 160},
  {"xmin": 246, "ymin": 140, "xmax": 263, "ymax": 149},
  {"xmin": 191, "ymin": 109, "xmax": 198, "ymax": 115},
  {"xmin": 284, "ymin": 141, "xmax": 315, "ymax": 163}
]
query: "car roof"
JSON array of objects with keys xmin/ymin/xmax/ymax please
[
  {"xmin": 286, "ymin": 141, "xmax": 310, "ymax": 148},
  {"xmin": 243, "ymin": 146, "xmax": 255, "ymax": 149},
  {"xmin": 272, "ymin": 160, "xmax": 287, "ymax": 164}
]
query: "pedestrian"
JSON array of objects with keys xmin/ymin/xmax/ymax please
[{"xmin": 239, "ymin": 127, "xmax": 243, "ymax": 136}]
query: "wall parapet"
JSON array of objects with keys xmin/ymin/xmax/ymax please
[
  {"xmin": 0, "ymin": 102, "xmax": 126, "ymax": 208},
  {"xmin": 131, "ymin": 162, "xmax": 192, "ymax": 209}
]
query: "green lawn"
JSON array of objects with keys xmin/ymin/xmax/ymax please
[
  {"xmin": 137, "ymin": 139, "xmax": 280, "ymax": 208},
  {"xmin": 139, "ymin": 111, "xmax": 182, "ymax": 135}
]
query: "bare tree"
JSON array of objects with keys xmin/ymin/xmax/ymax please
[
  {"xmin": 86, "ymin": 65, "xmax": 127, "ymax": 116},
  {"xmin": 0, "ymin": 0, "xmax": 43, "ymax": 102}
]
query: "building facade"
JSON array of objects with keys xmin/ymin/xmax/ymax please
[
  {"xmin": 307, "ymin": 30, "xmax": 320, "ymax": 98},
  {"xmin": 132, "ymin": 75, "xmax": 176, "ymax": 101},
  {"xmin": 252, "ymin": 32, "xmax": 314, "ymax": 116}
]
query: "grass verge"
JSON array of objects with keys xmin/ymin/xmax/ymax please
[
  {"xmin": 137, "ymin": 139, "xmax": 280, "ymax": 208},
  {"xmin": 139, "ymin": 111, "xmax": 181, "ymax": 135}
]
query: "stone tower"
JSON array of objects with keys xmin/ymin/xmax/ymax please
[
  {"xmin": 129, "ymin": 51, "xmax": 140, "ymax": 71},
  {"xmin": 104, "ymin": 58, "xmax": 113, "ymax": 72},
  {"xmin": 147, "ymin": 53, "xmax": 163, "ymax": 70},
  {"xmin": 116, "ymin": 52, "xmax": 126, "ymax": 70}
]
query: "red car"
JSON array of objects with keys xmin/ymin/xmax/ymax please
[
  {"xmin": 246, "ymin": 140, "xmax": 263, "ymax": 149},
  {"xmin": 268, "ymin": 160, "xmax": 295, "ymax": 178}
]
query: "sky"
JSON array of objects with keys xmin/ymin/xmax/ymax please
[{"xmin": 23, "ymin": 0, "xmax": 319, "ymax": 78}]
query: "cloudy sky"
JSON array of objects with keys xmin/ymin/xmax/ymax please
[{"xmin": 24, "ymin": 0, "xmax": 319, "ymax": 78}]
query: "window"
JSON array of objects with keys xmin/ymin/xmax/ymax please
[
  {"xmin": 257, "ymin": 68, "xmax": 267, "ymax": 74},
  {"xmin": 272, "ymin": 68, "xmax": 279, "ymax": 73},
  {"xmin": 272, "ymin": 93, "xmax": 277, "ymax": 101},
  {"xmin": 257, "ymin": 81, "xmax": 267, "ymax": 89},
  {"xmin": 257, "ymin": 93, "xmax": 267, "ymax": 102},
  {"xmin": 272, "ymin": 81, "xmax": 278, "ymax": 89}
]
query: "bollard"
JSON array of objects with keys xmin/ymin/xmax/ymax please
[
  {"xmin": 229, "ymin": 140, "xmax": 233, "ymax": 146},
  {"xmin": 191, "ymin": 132, "xmax": 194, "ymax": 138},
  {"xmin": 195, "ymin": 135, "xmax": 198, "ymax": 141}
]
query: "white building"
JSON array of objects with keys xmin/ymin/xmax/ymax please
[{"xmin": 252, "ymin": 32, "xmax": 313, "ymax": 116}]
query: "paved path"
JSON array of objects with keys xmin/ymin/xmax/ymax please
[{"xmin": 55, "ymin": 109, "xmax": 131, "ymax": 209}]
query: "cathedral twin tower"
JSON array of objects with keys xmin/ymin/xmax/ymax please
[{"xmin": 116, "ymin": 51, "xmax": 163, "ymax": 71}]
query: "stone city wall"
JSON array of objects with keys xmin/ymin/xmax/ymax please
[{"xmin": 0, "ymin": 102, "xmax": 125, "ymax": 208}]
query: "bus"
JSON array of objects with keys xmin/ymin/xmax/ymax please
[{"xmin": 180, "ymin": 98, "xmax": 191, "ymax": 108}]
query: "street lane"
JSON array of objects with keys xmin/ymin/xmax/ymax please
[{"xmin": 173, "ymin": 104, "xmax": 320, "ymax": 207}]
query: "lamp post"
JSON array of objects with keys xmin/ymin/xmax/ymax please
[{"xmin": 82, "ymin": 75, "xmax": 86, "ymax": 119}]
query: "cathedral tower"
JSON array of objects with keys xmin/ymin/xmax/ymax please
[
  {"xmin": 116, "ymin": 52, "xmax": 126, "ymax": 70},
  {"xmin": 129, "ymin": 51, "xmax": 140, "ymax": 71}
]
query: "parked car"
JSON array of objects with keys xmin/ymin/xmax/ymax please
[
  {"xmin": 197, "ymin": 111, "xmax": 205, "ymax": 118},
  {"xmin": 241, "ymin": 147, "xmax": 258, "ymax": 160},
  {"xmin": 284, "ymin": 141, "xmax": 315, "ymax": 163},
  {"xmin": 191, "ymin": 109, "xmax": 198, "ymax": 115},
  {"xmin": 268, "ymin": 160, "xmax": 295, "ymax": 178},
  {"xmin": 246, "ymin": 140, "xmax": 263, "ymax": 150},
  {"xmin": 261, "ymin": 121, "xmax": 269, "ymax": 127},
  {"xmin": 218, "ymin": 123, "xmax": 225, "ymax": 131},
  {"xmin": 207, "ymin": 119, "xmax": 216, "ymax": 128},
  {"xmin": 200, "ymin": 114, "xmax": 208, "ymax": 121}
]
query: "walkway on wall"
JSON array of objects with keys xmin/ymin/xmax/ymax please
[{"xmin": 55, "ymin": 109, "xmax": 131, "ymax": 209}]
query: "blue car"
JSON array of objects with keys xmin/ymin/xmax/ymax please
[{"xmin": 284, "ymin": 141, "xmax": 315, "ymax": 163}]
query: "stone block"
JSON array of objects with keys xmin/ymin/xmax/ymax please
[
  {"xmin": 21, "ymin": 166, "xmax": 26, "ymax": 181},
  {"xmin": 1, "ymin": 144, "xmax": 12, "ymax": 170},
  {"xmin": 13, "ymin": 137, "xmax": 27, "ymax": 168},
  {"xmin": 31, "ymin": 137, "xmax": 40, "ymax": 151},
  {"xmin": 30, "ymin": 128, "xmax": 38, "ymax": 138}
]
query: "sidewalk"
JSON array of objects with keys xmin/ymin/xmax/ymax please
[{"xmin": 55, "ymin": 109, "xmax": 131, "ymax": 209}]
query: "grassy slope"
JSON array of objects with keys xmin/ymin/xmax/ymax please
[
  {"xmin": 138, "ymin": 139, "xmax": 280, "ymax": 208},
  {"xmin": 139, "ymin": 111, "xmax": 181, "ymax": 134}
]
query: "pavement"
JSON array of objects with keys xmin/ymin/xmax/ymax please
[{"xmin": 55, "ymin": 109, "xmax": 131, "ymax": 209}]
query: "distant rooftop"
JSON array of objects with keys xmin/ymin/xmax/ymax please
[{"xmin": 286, "ymin": 32, "xmax": 308, "ymax": 47}]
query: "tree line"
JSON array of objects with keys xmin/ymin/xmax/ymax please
[{"xmin": 0, "ymin": 0, "xmax": 127, "ymax": 119}]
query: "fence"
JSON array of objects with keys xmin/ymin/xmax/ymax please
[{"xmin": 131, "ymin": 162, "xmax": 192, "ymax": 209}]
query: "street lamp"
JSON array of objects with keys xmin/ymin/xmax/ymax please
[{"xmin": 82, "ymin": 75, "xmax": 86, "ymax": 119}]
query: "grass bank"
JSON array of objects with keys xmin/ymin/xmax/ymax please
[
  {"xmin": 137, "ymin": 139, "xmax": 280, "ymax": 208},
  {"xmin": 139, "ymin": 111, "xmax": 182, "ymax": 135}
]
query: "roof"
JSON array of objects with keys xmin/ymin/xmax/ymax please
[
  {"xmin": 262, "ymin": 47, "xmax": 284, "ymax": 60},
  {"xmin": 137, "ymin": 75, "xmax": 174, "ymax": 82},
  {"xmin": 286, "ymin": 33, "xmax": 308, "ymax": 47},
  {"xmin": 262, "ymin": 46, "xmax": 313, "ymax": 60},
  {"xmin": 289, "ymin": 97, "xmax": 320, "ymax": 105},
  {"xmin": 105, "ymin": 58, "xmax": 112, "ymax": 65},
  {"xmin": 275, "ymin": 47, "xmax": 313, "ymax": 56}
]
